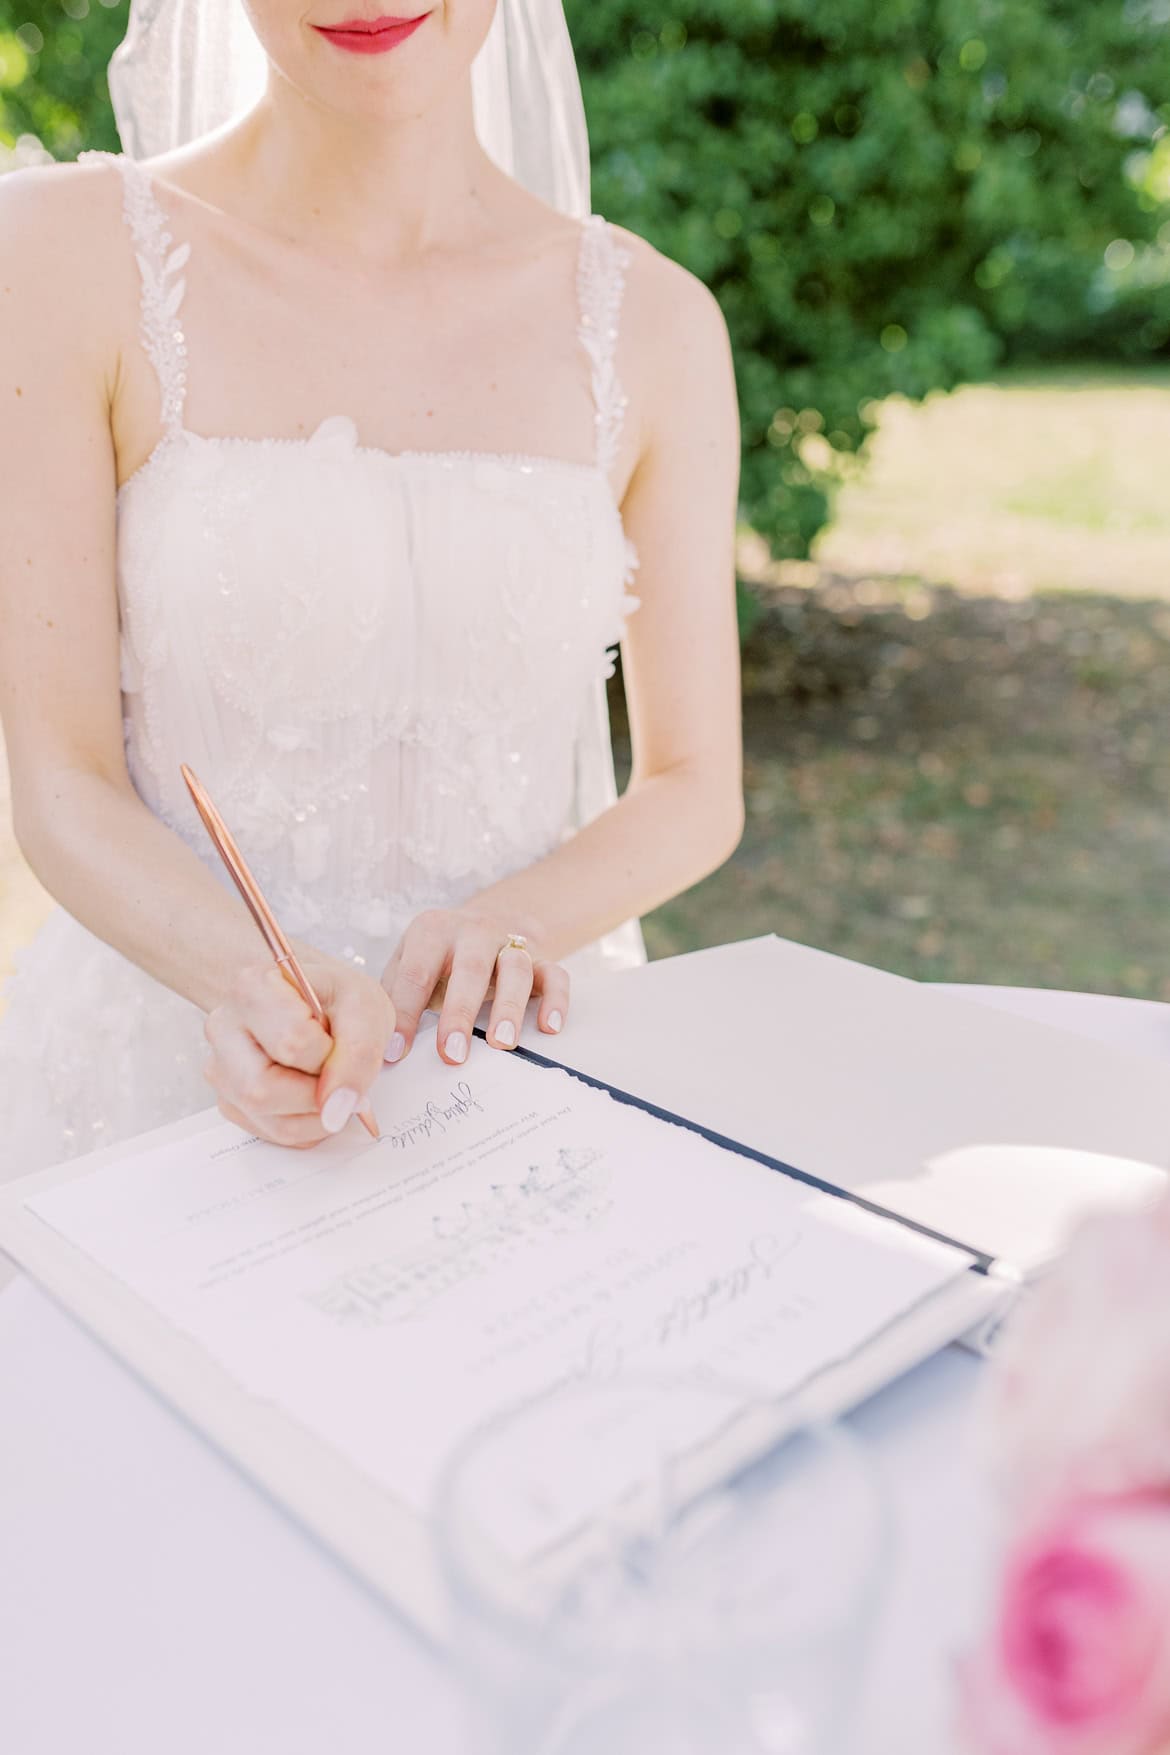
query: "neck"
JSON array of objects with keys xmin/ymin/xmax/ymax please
[{"xmin": 227, "ymin": 68, "xmax": 503, "ymax": 261}]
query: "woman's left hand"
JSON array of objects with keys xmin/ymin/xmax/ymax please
[{"xmin": 379, "ymin": 908, "xmax": 569, "ymax": 1066}]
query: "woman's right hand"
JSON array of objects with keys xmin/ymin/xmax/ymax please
[{"xmin": 202, "ymin": 956, "xmax": 396, "ymax": 1148}]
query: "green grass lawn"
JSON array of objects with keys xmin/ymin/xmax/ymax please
[
  {"xmin": 624, "ymin": 366, "xmax": 1170, "ymax": 998},
  {"xmin": 815, "ymin": 366, "xmax": 1170, "ymax": 600}
]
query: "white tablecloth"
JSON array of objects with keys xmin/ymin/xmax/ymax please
[{"xmin": 2, "ymin": 975, "xmax": 1164, "ymax": 1755}]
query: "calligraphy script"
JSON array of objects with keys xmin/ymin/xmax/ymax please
[
  {"xmin": 467, "ymin": 1230, "xmax": 807, "ymax": 1378},
  {"xmin": 382, "ymin": 1080, "xmax": 484, "ymax": 1151}
]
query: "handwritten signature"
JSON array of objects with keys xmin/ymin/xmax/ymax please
[
  {"xmin": 654, "ymin": 1233, "xmax": 798, "ymax": 1347},
  {"xmin": 565, "ymin": 1231, "xmax": 802, "ymax": 1379},
  {"xmin": 381, "ymin": 1080, "xmax": 485, "ymax": 1152}
]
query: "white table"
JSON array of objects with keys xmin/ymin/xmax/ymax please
[{"xmin": 2, "ymin": 965, "xmax": 1165, "ymax": 1755}]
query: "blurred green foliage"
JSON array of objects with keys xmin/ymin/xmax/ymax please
[
  {"xmin": 0, "ymin": 0, "xmax": 125, "ymax": 159},
  {"xmin": 565, "ymin": 0, "xmax": 1170, "ymax": 557},
  {"xmin": 3, "ymin": 0, "xmax": 1168, "ymax": 565}
]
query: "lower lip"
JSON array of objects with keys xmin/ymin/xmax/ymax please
[{"xmin": 312, "ymin": 14, "xmax": 428, "ymax": 54}]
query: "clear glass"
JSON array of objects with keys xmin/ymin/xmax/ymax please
[{"xmin": 432, "ymin": 1372, "xmax": 889, "ymax": 1755}]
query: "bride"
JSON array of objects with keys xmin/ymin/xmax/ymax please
[{"xmin": 0, "ymin": 0, "xmax": 743, "ymax": 1176}]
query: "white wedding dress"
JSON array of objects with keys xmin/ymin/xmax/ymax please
[{"xmin": 0, "ymin": 150, "xmax": 645, "ymax": 1181}]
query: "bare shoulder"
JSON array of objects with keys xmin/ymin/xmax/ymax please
[
  {"xmin": 608, "ymin": 222, "xmax": 732, "ymax": 371},
  {"xmin": 0, "ymin": 152, "xmax": 125, "ymax": 259},
  {"xmin": 0, "ymin": 155, "xmax": 129, "ymax": 358},
  {"xmin": 604, "ymin": 222, "xmax": 737, "ymax": 469}
]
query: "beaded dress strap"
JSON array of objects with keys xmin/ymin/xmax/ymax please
[
  {"xmin": 576, "ymin": 214, "xmax": 631, "ymax": 481},
  {"xmin": 79, "ymin": 149, "xmax": 190, "ymax": 435}
]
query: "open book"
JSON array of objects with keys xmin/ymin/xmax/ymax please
[{"xmin": 0, "ymin": 936, "xmax": 1162, "ymax": 1636}]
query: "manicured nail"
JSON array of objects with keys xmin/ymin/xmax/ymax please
[
  {"xmin": 446, "ymin": 1031, "xmax": 468, "ymax": 1064},
  {"xmin": 494, "ymin": 1020, "xmax": 516, "ymax": 1047},
  {"xmin": 321, "ymin": 1087, "xmax": 359, "ymax": 1134},
  {"xmin": 384, "ymin": 1031, "xmax": 406, "ymax": 1063},
  {"xmin": 546, "ymin": 1010, "xmax": 563, "ymax": 1033}
]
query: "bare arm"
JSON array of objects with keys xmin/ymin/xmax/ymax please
[
  {"xmin": 1, "ymin": 163, "xmax": 267, "ymax": 1013},
  {"xmin": 466, "ymin": 247, "xmax": 745, "ymax": 957},
  {"xmin": 379, "ymin": 244, "xmax": 745, "ymax": 1064},
  {"xmin": 0, "ymin": 163, "xmax": 391, "ymax": 1137}
]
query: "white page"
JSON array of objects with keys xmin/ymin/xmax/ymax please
[{"xmin": 26, "ymin": 1042, "xmax": 969, "ymax": 1521}]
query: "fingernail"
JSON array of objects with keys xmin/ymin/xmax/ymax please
[
  {"xmin": 446, "ymin": 1031, "xmax": 468, "ymax": 1064},
  {"xmin": 384, "ymin": 1031, "xmax": 406, "ymax": 1064},
  {"xmin": 494, "ymin": 1020, "xmax": 516, "ymax": 1047},
  {"xmin": 546, "ymin": 1010, "xmax": 563, "ymax": 1033},
  {"xmin": 321, "ymin": 1087, "xmax": 359, "ymax": 1134}
]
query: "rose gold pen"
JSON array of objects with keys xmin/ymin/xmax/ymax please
[{"xmin": 180, "ymin": 763, "xmax": 380, "ymax": 1141}]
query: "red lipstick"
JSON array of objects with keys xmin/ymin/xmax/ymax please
[{"xmin": 311, "ymin": 12, "xmax": 429, "ymax": 54}]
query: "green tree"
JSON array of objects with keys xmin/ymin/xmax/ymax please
[
  {"xmin": 0, "ymin": 0, "xmax": 126, "ymax": 160},
  {"xmin": 565, "ymin": 0, "xmax": 1170, "ymax": 558}
]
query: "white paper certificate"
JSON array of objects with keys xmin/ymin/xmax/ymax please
[{"xmin": 24, "ymin": 1041, "xmax": 968, "ymax": 1515}]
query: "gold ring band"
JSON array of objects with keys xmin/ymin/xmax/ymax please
[{"xmin": 501, "ymin": 933, "xmax": 529, "ymax": 954}]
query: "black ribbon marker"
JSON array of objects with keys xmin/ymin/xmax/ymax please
[{"xmin": 471, "ymin": 1025, "xmax": 997, "ymax": 1278}]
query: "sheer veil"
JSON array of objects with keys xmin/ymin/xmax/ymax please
[
  {"xmin": 105, "ymin": 0, "xmax": 647, "ymax": 972},
  {"xmin": 107, "ymin": 0, "xmax": 591, "ymax": 215}
]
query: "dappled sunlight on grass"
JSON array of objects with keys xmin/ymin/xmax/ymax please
[
  {"xmin": 629, "ymin": 369, "xmax": 1170, "ymax": 996},
  {"xmin": 629, "ymin": 568, "xmax": 1170, "ymax": 996}
]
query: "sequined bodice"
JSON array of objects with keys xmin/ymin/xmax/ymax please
[{"xmin": 76, "ymin": 149, "xmax": 642, "ymax": 975}]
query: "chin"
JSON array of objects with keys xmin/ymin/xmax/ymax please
[{"xmin": 242, "ymin": 1, "xmax": 498, "ymax": 115}]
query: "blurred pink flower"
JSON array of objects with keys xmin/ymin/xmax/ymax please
[
  {"xmin": 962, "ymin": 1492, "xmax": 1170, "ymax": 1755},
  {"xmin": 985, "ymin": 1190, "xmax": 1170, "ymax": 1521}
]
